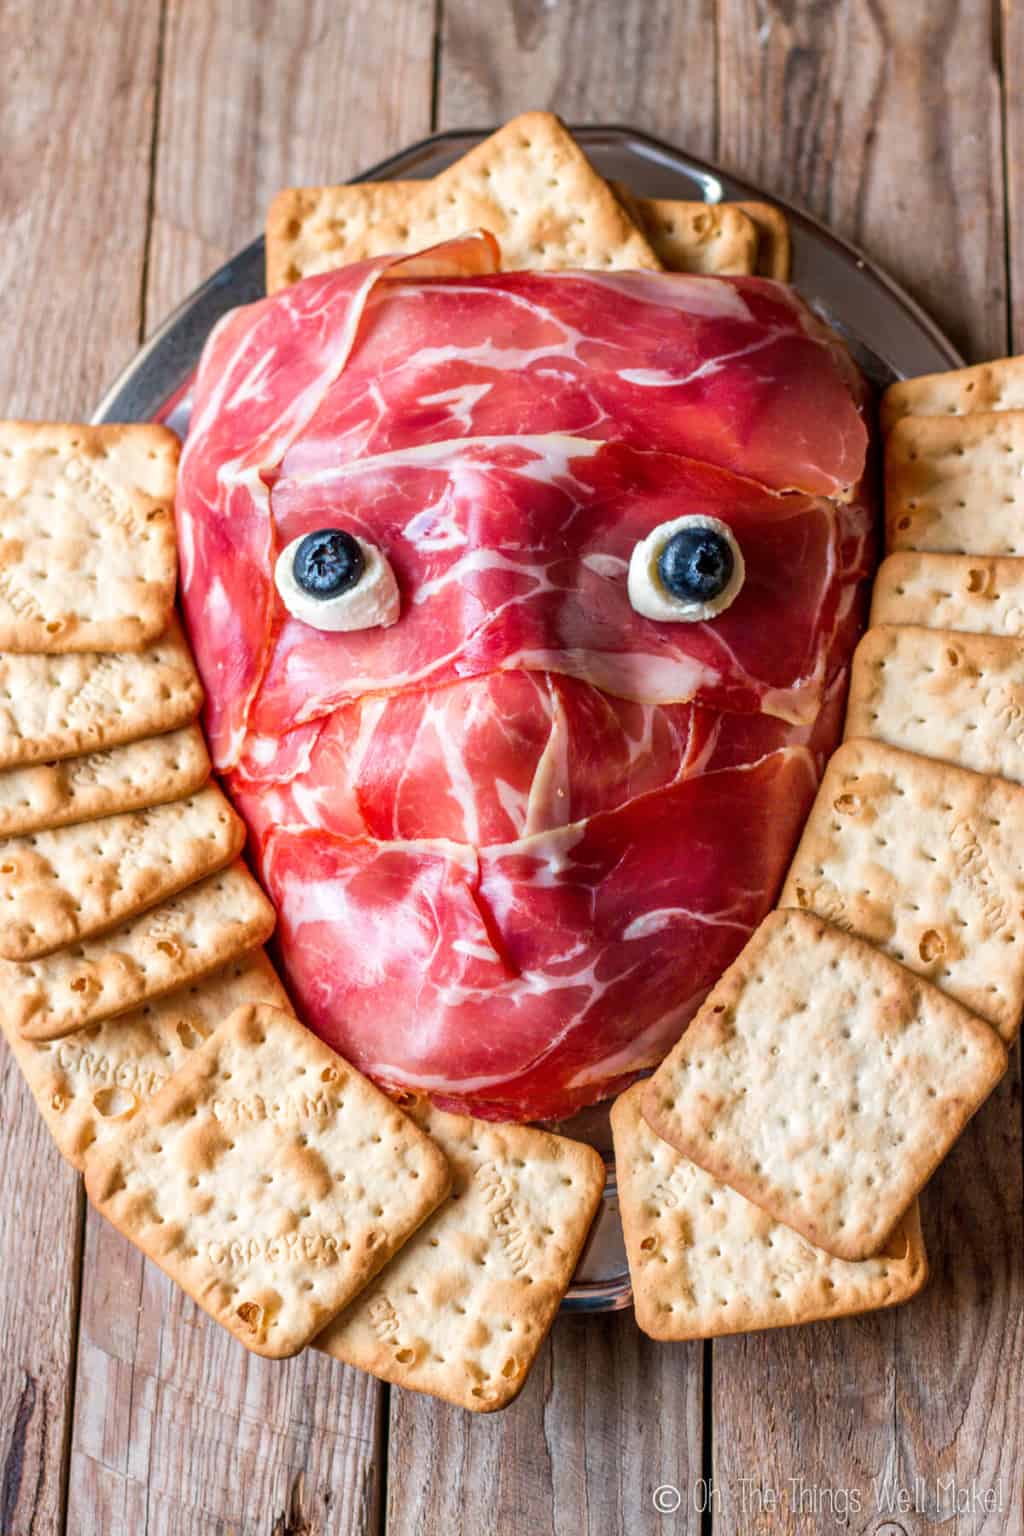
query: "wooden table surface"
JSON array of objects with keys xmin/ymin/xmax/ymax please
[{"xmin": 2, "ymin": 2, "xmax": 1023, "ymax": 1532}]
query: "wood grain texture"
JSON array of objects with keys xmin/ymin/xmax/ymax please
[
  {"xmin": 712, "ymin": 1069, "xmax": 1024, "ymax": 1533},
  {"xmin": 0, "ymin": 1053, "xmax": 84, "ymax": 1536},
  {"xmin": 145, "ymin": 0, "xmax": 436, "ymax": 329},
  {"xmin": 65, "ymin": 1217, "xmax": 384, "ymax": 1536},
  {"xmin": 716, "ymin": 0, "xmax": 1007, "ymax": 363},
  {"xmin": 0, "ymin": 4, "xmax": 163, "ymax": 1533},
  {"xmin": 438, "ymin": 0, "xmax": 718, "ymax": 160},
  {"xmin": 65, "ymin": 3, "xmax": 436, "ymax": 1532},
  {"xmin": 3, "ymin": 4, "xmax": 1023, "ymax": 1533},
  {"xmin": 712, "ymin": 5, "xmax": 1023, "ymax": 1532},
  {"xmin": 0, "ymin": 0, "xmax": 162, "ymax": 418},
  {"xmin": 1004, "ymin": 0, "xmax": 1024, "ymax": 352},
  {"xmin": 386, "ymin": 1316, "xmax": 703, "ymax": 1536},
  {"xmin": 383, "ymin": 7, "xmax": 721, "ymax": 1525}
]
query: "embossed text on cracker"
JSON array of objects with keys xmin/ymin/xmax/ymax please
[
  {"xmin": 949, "ymin": 819, "xmax": 1009, "ymax": 934},
  {"xmin": 209, "ymin": 1090, "xmax": 337, "ymax": 1125},
  {"xmin": 55, "ymin": 1040, "xmax": 166, "ymax": 1098},
  {"xmin": 476, "ymin": 1160, "xmax": 534, "ymax": 1274},
  {"xmin": 205, "ymin": 1231, "xmax": 345, "ymax": 1267}
]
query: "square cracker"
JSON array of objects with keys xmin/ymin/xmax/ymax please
[
  {"xmin": 0, "ymin": 948, "xmax": 292, "ymax": 1169},
  {"xmin": 870, "ymin": 552, "xmax": 1024, "ymax": 638},
  {"xmin": 642, "ymin": 909, "xmax": 1006, "ymax": 1261},
  {"xmin": 885, "ymin": 411, "xmax": 1024, "ymax": 557},
  {"xmin": 612, "ymin": 186, "xmax": 758, "ymax": 275},
  {"xmin": 0, "ymin": 614, "xmax": 203, "ymax": 769},
  {"xmin": 268, "ymin": 176, "xmax": 765, "ymax": 291},
  {"xmin": 612, "ymin": 1084, "xmax": 927, "ymax": 1341},
  {"xmin": 10, "ymin": 860, "xmax": 275, "ymax": 1042},
  {"xmin": 0, "ymin": 422, "xmax": 178, "ymax": 651},
  {"xmin": 844, "ymin": 625, "xmax": 1024, "ymax": 784},
  {"xmin": 881, "ymin": 356, "xmax": 1024, "ymax": 435},
  {"xmin": 85, "ymin": 1003, "xmax": 451, "ymax": 1358},
  {"xmin": 266, "ymin": 112, "xmax": 660, "ymax": 291},
  {"xmin": 267, "ymin": 180, "xmax": 414, "ymax": 291},
  {"xmin": 782, "ymin": 738, "xmax": 1024, "ymax": 1042},
  {"xmin": 0, "ymin": 783, "xmax": 244, "ymax": 960},
  {"xmin": 0, "ymin": 724, "xmax": 209, "ymax": 838},
  {"xmin": 318, "ymin": 1095, "xmax": 605, "ymax": 1410}
]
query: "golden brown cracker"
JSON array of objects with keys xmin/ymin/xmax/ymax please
[
  {"xmin": 0, "ymin": 726, "xmax": 210, "ymax": 838},
  {"xmin": 319, "ymin": 1095, "xmax": 604, "ymax": 1409},
  {"xmin": 0, "ymin": 615, "xmax": 203, "ymax": 769},
  {"xmin": 0, "ymin": 421, "xmax": 178, "ymax": 651},
  {"xmin": 782, "ymin": 739, "xmax": 1024, "ymax": 1042},
  {"xmin": 0, "ymin": 949, "xmax": 292, "ymax": 1169},
  {"xmin": 0, "ymin": 784, "xmax": 244, "ymax": 960},
  {"xmin": 11, "ymin": 861, "xmax": 276, "ymax": 1042},
  {"xmin": 613, "ymin": 1084, "xmax": 927, "ymax": 1340},
  {"xmin": 643, "ymin": 909, "xmax": 1006, "ymax": 1262},
  {"xmin": 85, "ymin": 1003, "xmax": 451, "ymax": 1357},
  {"xmin": 845, "ymin": 625, "xmax": 1024, "ymax": 784}
]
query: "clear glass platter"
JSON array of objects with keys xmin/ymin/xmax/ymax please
[{"xmin": 93, "ymin": 124, "xmax": 963, "ymax": 1314}]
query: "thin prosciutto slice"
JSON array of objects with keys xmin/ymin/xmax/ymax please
[
  {"xmin": 177, "ymin": 235, "xmax": 875, "ymax": 1121},
  {"xmin": 261, "ymin": 748, "xmax": 819, "ymax": 1122}
]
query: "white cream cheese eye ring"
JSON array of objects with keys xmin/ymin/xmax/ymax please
[
  {"xmin": 627, "ymin": 515, "xmax": 745, "ymax": 623},
  {"xmin": 274, "ymin": 528, "xmax": 400, "ymax": 632}
]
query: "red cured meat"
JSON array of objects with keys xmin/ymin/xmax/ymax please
[
  {"xmin": 177, "ymin": 235, "xmax": 875, "ymax": 1121},
  {"xmin": 260, "ymin": 747, "xmax": 819, "ymax": 1122}
]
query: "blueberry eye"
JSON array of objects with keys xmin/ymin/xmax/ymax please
[
  {"xmin": 275, "ymin": 529, "xmax": 400, "ymax": 632},
  {"xmin": 657, "ymin": 527, "xmax": 734, "ymax": 603},
  {"xmin": 627, "ymin": 515, "xmax": 745, "ymax": 624},
  {"xmin": 293, "ymin": 528, "xmax": 364, "ymax": 598}
]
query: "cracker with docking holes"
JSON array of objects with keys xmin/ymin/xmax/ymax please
[
  {"xmin": 10, "ymin": 860, "xmax": 275, "ymax": 1042},
  {"xmin": 0, "ymin": 724, "xmax": 209, "ymax": 838},
  {"xmin": 885, "ymin": 411, "xmax": 1024, "ymax": 556},
  {"xmin": 882, "ymin": 356, "xmax": 1024, "ymax": 434},
  {"xmin": 0, "ymin": 949, "xmax": 292, "ymax": 1169},
  {"xmin": 612, "ymin": 1085, "xmax": 927, "ymax": 1340},
  {"xmin": 85, "ymin": 1003, "xmax": 451, "ymax": 1358},
  {"xmin": 268, "ymin": 177, "xmax": 768, "ymax": 291},
  {"xmin": 0, "ymin": 783, "xmax": 244, "ymax": 961},
  {"xmin": 782, "ymin": 739, "xmax": 1024, "ymax": 1043},
  {"xmin": 266, "ymin": 179, "xmax": 413, "ymax": 290},
  {"xmin": 0, "ymin": 422, "xmax": 179, "ymax": 651},
  {"xmin": 318, "ymin": 1095, "xmax": 605, "ymax": 1410},
  {"xmin": 642, "ymin": 909, "xmax": 1006, "ymax": 1261},
  {"xmin": 612, "ymin": 186, "xmax": 759, "ymax": 275},
  {"xmin": 266, "ymin": 112, "xmax": 661, "ymax": 291},
  {"xmin": 870, "ymin": 552, "xmax": 1024, "ymax": 637},
  {"xmin": 845, "ymin": 625, "xmax": 1024, "ymax": 784},
  {"xmin": 0, "ymin": 614, "xmax": 202, "ymax": 770},
  {"xmin": 734, "ymin": 201, "xmax": 792, "ymax": 280}
]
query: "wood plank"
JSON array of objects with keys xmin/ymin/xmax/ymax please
[
  {"xmin": 0, "ymin": 3, "xmax": 162, "ymax": 1532},
  {"xmin": 386, "ymin": 1317, "xmax": 703, "ymax": 1536},
  {"xmin": 144, "ymin": 0, "xmax": 436, "ymax": 327},
  {"xmin": 716, "ymin": 0, "xmax": 1006, "ymax": 362},
  {"xmin": 385, "ymin": 7, "xmax": 719, "ymax": 1527},
  {"xmin": 0, "ymin": 0, "xmax": 161, "ymax": 418},
  {"xmin": 1004, "ymin": 0, "xmax": 1024, "ymax": 353},
  {"xmin": 712, "ymin": 3, "xmax": 1024, "ymax": 1530},
  {"xmin": 66, "ymin": 1215, "xmax": 384, "ymax": 1535},
  {"xmin": 438, "ymin": 0, "xmax": 719, "ymax": 161},
  {"xmin": 66, "ymin": 3, "xmax": 434, "ymax": 1531}
]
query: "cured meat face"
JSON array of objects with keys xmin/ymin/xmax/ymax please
[{"xmin": 178, "ymin": 237, "xmax": 875, "ymax": 1121}]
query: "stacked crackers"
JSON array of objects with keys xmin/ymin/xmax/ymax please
[
  {"xmin": 616, "ymin": 356, "xmax": 1024, "ymax": 1341},
  {"xmin": 264, "ymin": 113, "xmax": 791, "ymax": 290},
  {"xmin": 0, "ymin": 418, "xmax": 607, "ymax": 1410},
  {"xmin": 0, "ymin": 421, "xmax": 282, "ymax": 1171}
]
